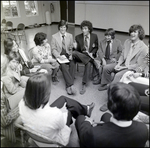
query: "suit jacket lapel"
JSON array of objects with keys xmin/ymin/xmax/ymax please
[
  {"xmin": 130, "ymin": 41, "xmax": 142, "ymax": 60},
  {"xmin": 65, "ymin": 33, "xmax": 69, "ymax": 49},
  {"xmin": 89, "ymin": 33, "xmax": 95, "ymax": 52},
  {"xmin": 79, "ymin": 34, "xmax": 84, "ymax": 51},
  {"xmin": 102, "ymin": 40, "xmax": 107, "ymax": 53},
  {"xmin": 112, "ymin": 39, "xmax": 117, "ymax": 53},
  {"xmin": 56, "ymin": 32, "xmax": 62, "ymax": 49}
]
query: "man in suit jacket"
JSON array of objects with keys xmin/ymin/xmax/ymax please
[
  {"xmin": 51, "ymin": 20, "xmax": 76, "ymax": 95},
  {"xmin": 98, "ymin": 24, "xmax": 148, "ymax": 91},
  {"xmin": 94, "ymin": 28, "xmax": 123, "ymax": 85},
  {"xmin": 75, "ymin": 82, "xmax": 148, "ymax": 147},
  {"xmin": 72, "ymin": 20, "xmax": 99, "ymax": 95}
]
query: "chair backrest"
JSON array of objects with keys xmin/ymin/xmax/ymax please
[
  {"xmin": 28, "ymin": 47, "xmax": 34, "ymax": 60},
  {"xmin": 17, "ymin": 23, "xmax": 25, "ymax": 31},
  {"xmin": 1, "ymin": 19, "xmax": 6, "ymax": 30},
  {"xmin": 6, "ymin": 21, "xmax": 13, "ymax": 31},
  {"xmin": 6, "ymin": 21, "xmax": 13, "ymax": 27},
  {"xmin": 2, "ymin": 19, "xmax": 6, "ymax": 24},
  {"xmin": 15, "ymin": 122, "xmax": 64, "ymax": 147}
]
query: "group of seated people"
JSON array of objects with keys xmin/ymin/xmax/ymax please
[{"xmin": 1, "ymin": 19, "xmax": 149, "ymax": 147}]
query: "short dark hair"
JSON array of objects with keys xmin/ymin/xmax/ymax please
[
  {"xmin": 34, "ymin": 32, "xmax": 47, "ymax": 46},
  {"xmin": 107, "ymin": 82, "xmax": 141, "ymax": 121},
  {"xmin": 80, "ymin": 20, "xmax": 93, "ymax": 33},
  {"xmin": 129, "ymin": 24, "xmax": 145, "ymax": 40},
  {"xmin": 4, "ymin": 38, "xmax": 18, "ymax": 55},
  {"xmin": 105, "ymin": 28, "xmax": 115, "ymax": 39},
  {"xmin": 58, "ymin": 20, "xmax": 68, "ymax": 30},
  {"xmin": 7, "ymin": 51, "xmax": 21, "ymax": 63},
  {"xmin": 23, "ymin": 73, "xmax": 51, "ymax": 109}
]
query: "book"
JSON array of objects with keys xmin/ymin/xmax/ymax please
[{"xmin": 56, "ymin": 55, "xmax": 70, "ymax": 64}]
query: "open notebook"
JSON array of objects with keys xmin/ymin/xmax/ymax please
[{"xmin": 56, "ymin": 55, "xmax": 70, "ymax": 64}]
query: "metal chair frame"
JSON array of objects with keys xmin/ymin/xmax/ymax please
[
  {"xmin": 11, "ymin": 23, "xmax": 27, "ymax": 45},
  {"xmin": 15, "ymin": 122, "xmax": 64, "ymax": 147}
]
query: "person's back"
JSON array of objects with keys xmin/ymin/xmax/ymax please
[
  {"xmin": 87, "ymin": 120, "xmax": 147, "ymax": 147},
  {"xmin": 75, "ymin": 82, "xmax": 148, "ymax": 147}
]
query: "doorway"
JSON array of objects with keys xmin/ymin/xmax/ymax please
[{"xmin": 59, "ymin": 1, "xmax": 75, "ymax": 24}]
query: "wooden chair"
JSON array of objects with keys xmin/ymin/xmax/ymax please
[
  {"xmin": 28, "ymin": 47, "xmax": 34, "ymax": 61},
  {"xmin": 11, "ymin": 23, "xmax": 27, "ymax": 45},
  {"xmin": 15, "ymin": 121, "xmax": 64, "ymax": 147}
]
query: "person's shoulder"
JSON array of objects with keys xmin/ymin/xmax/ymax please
[
  {"xmin": 52, "ymin": 32, "xmax": 59, "ymax": 38},
  {"xmin": 124, "ymin": 39, "xmax": 131, "ymax": 44},
  {"xmin": 91, "ymin": 33, "xmax": 98, "ymax": 37},
  {"xmin": 1, "ymin": 75, "xmax": 11, "ymax": 82},
  {"xmin": 100, "ymin": 38, "xmax": 106, "ymax": 43},
  {"xmin": 66, "ymin": 32, "xmax": 72, "ymax": 36},
  {"xmin": 132, "ymin": 120, "xmax": 148, "ymax": 130},
  {"xmin": 139, "ymin": 40, "xmax": 148, "ymax": 49},
  {"xmin": 76, "ymin": 33, "xmax": 82, "ymax": 38},
  {"xmin": 45, "ymin": 42, "xmax": 50, "ymax": 46},
  {"xmin": 114, "ymin": 38, "xmax": 122, "ymax": 44},
  {"xmin": 114, "ymin": 38, "xmax": 121, "ymax": 42}
]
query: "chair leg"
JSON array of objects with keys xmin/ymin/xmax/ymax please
[
  {"xmin": 20, "ymin": 130, "xmax": 25, "ymax": 147},
  {"xmin": 24, "ymin": 32, "xmax": 27, "ymax": 44}
]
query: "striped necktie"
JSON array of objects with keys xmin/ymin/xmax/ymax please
[
  {"xmin": 84, "ymin": 35, "xmax": 88, "ymax": 50},
  {"xmin": 61, "ymin": 35, "xmax": 66, "ymax": 55}
]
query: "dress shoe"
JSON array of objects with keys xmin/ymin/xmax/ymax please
[
  {"xmin": 70, "ymin": 85, "xmax": 77, "ymax": 95},
  {"xmin": 87, "ymin": 102, "xmax": 95, "ymax": 117},
  {"xmin": 80, "ymin": 84, "xmax": 86, "ymax": 95},
  {"xmin": 52, "ymin": 76, "xmax": 59, "ymax": 85},
  {"xmin": 93, "ymin": 77, "xmax": 101, "ymax": 85},
  {"xmin": 66, "ymin": 87, "xmax": 72, "ymax": 95},
  {"xmin": 98, "ymin": 84, "xmax": 108, "ymax": 91},
  {"xmin": 99, "ymin": 103, "xmax": 108, "ymax": 112}
]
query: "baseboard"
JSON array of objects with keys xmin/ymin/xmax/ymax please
[{"xmin": 68, "ymin": 22, "xmax": 75, "ymax": 26}]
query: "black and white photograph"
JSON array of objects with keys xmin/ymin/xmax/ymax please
[{"xmin": 1, "ymin": 1, "xmax": 149, "ymax": 147}]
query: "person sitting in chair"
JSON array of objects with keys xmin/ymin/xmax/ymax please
[
  {"xmin": 51, "ymin": 20, "xmax": 76, "ymax": 94},
  {"xmin": 75, "ymin": 82, "xmax": 148, "ymax": 147},
  {"xmin": 93, "ymin": 28, "xmax": 123, "ymax": 85},
  {"xmin": 19, "ymin": 73, "xmax": 95, "ymax": 146},
  {"xmin": 72, "ymin": 20, "xmax": 99, "ymax": 95},
  {"xmin": 32, "ymin": 32, "xmax": 59, "ymax": 85},
  {"xmin": 98, "ymin": 24, "xmax": 148, "ymax": 91}
]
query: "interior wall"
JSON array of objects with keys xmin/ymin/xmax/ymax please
[
  {"xmin": 1, "ymin": 1, "xmax": 60, "ymax": 28},
  {"xmin": 1, "ymin": 1, "xmax": 149, "ymax": 35},
  {"xmin": 75, "ymin": 1, "xmax": 149, "ymax": 35}
]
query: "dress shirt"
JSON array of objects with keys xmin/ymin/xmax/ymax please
[{"xmin": 59, "ymin": 32, "xmax": 67, "ymax": 41}]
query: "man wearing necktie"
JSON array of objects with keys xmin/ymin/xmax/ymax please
[
  {"xmin": 105, "ymin": 40, "xmax": 111, "ymax": 60},
  {"xmin": 72, "ymin": 20, "xmax": 99, "ymax": 95},
  {"xmin": 51, "ymin": 20, "xmax": 76, "ymax": 95},
  {"xmin": 94, "ymin": 28, "xmax": 123, "ymax": 86},
  {"xmin": 98, "ymin": 25, "xmax": 148, "ymax": 93}
]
